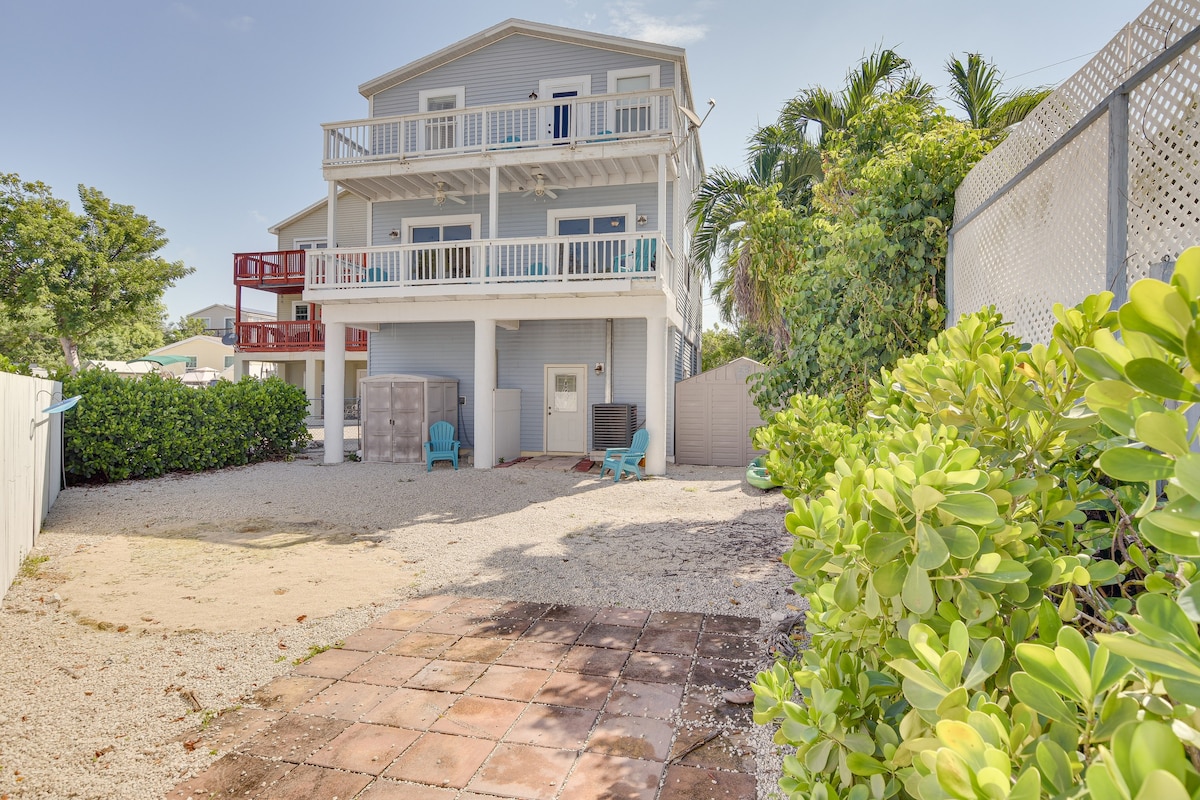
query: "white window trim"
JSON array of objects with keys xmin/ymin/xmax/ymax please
[
  {"xmin": 402, "ymin": 214, "xmax": 482, "ymax": 243},
  {"xmin": 546, "ymin": 205, "xmax": 637, "ymax": 236},
  {"xmin": 606, "ymin": 66, "xmax": 661, "ymax": 133},
  {"xmin": 292, "ymin": 301, "xmax": 312, "ymax": 322},
  {"xmin": 293, "ymin": 237, "xmax": 327, "ymax": 250},
  {"xmin": 418, "ymin": 86, "xmax": 466, "ymax": 151}
]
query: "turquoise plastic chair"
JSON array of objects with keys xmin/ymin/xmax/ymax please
[
  {"xmin": 424, "ymin": 420, "xmax": 460, "ymax": 471},
  {"xmin": 634, "ymin": 239, "xmax": 656, "ymax": 271},
  {"xmin": 615, "ymin": 239, "xmax": 657, "ymax": 273},
  {"xmin": 600, "ymin": 428, "xmax": 649, "ymax": 482}
]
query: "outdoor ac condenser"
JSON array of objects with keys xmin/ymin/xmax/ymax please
[{"xmin": 591, "ymin": 403, "xmax": 637, "ymax": 450}]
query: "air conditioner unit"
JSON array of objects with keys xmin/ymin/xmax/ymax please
[{"xmin": 592, "ymin": 403, "xmax": 637, "ymax": 449}]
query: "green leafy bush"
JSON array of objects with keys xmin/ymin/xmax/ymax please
[
  {"xmin": 753, "ymin": 248, "xmax": 1200, "ymax": 799},
  {"xmin": 63, "ymin": 370, "xmax": 310, "ymax": 482}
]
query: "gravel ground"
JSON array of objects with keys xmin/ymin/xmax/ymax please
[{"xmin": 0, "ymin": 454, "xmax": 799, "ymax": 799}]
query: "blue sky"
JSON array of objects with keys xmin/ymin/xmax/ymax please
[{"xmin": 2, "ymin": 1, "xmax": 1143, "ymax": 323}]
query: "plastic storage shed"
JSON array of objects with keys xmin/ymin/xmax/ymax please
[
  {"xmin": 674, "ymin": 358, "xmax": 768, "ymax": 467},
  {"xmin": 361, "ymin": 374, "xmax": 459, "ymax": 463}
]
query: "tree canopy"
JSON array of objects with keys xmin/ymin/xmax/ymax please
[
  {"xmin": 690, "ymin": 51, "xmax": 1048, "ymax": 410},
  {"xmin": 0, "ymin": 174, "xmax": 191, "ymax": 373}
]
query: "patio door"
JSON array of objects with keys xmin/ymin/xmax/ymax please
[
  {"xmin": 405, "ymin": 216, "xmax": 477, "ymax": 282},
  {"xmin": 544, "ymin": 365, "xmax": 587, "ymax": 453},
  {"xmin": 539, "ymin": 76, "xmax": 589, "ymax": 141}
]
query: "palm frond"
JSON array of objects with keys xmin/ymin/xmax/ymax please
[
  {"xmin": 945, "ymin": 53, "xmax": 1003, "ymax": 128},
  {"xmin": 993, "ymin": 87, "xmax": 1053, "ymax": 129}
]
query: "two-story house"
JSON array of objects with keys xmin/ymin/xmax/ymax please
[
  {"xmin": 234, "ymin": 19, "xmax": 705, "ymax": 472},
  {"xmin": 186, "ymin": 303, "xmax": 274, "ymax": 337}
]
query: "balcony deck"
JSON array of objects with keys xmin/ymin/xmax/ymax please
[
  {"xmin": 323, "ymin": 89, "xmax": 680, "ymax": 167},
  {"xmin": 235, "ymin": 321, "xmax": 368, "ymax": 353},
  {"xmin": 304, "ymin": 232, "xmax": 668, "ymax": 299},
  {"xmin": 235, "ymin": 250, "xmax": 306, "ymax": 290}
]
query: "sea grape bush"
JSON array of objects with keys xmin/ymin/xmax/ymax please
[
  {"xmin": 63, "ymin": 370, "xmax": 310, "ymax": 482},
  {"xmin": 753, "ymin": 247, "xmax": 1200, "ymax": 800}
]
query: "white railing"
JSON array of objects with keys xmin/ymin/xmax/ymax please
[
  {"xmin": 324, "ymin": 90, "xmax": 681, "ymax": 165},
  {"xmin": 1, "ymin": 373, "xmax": 62, "ymax": 599},
  {"xmin": 306, "ymin": 232, "xmax": 666, "ymax": 291}
]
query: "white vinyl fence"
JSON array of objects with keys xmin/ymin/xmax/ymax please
[
  {"xmin": 948, "ymin": 0, "xmax": 1200, "ymax": 342},
  {"xmin": 1, "ymin": 372, "xmax": 63, "ymax": 598}
]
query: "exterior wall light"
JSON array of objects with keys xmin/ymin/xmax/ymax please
[{"xmin": 388, "ymin": 230, "xmax": 400, "ymax": 239}]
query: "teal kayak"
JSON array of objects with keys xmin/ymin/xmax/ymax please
[{"xmin": 747, "ymin": 456, "xmax": 777, "ymax": 490}]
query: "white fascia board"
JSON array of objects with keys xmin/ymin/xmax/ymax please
[{"xmin": 357, "ymin": 19, "xmax": 686, "ymax": 99}]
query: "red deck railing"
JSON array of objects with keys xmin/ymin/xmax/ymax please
[
  {"xmin": 235, "ymin": 321, "xmax": 367, "ymax": 353},
  {"xmin": 234, "ymin": 250, "xmax": 307, "ymax": 286}
]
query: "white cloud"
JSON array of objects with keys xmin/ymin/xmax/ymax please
[
  {"xmin": 249, "ymin": 210, "xmax": 268, "ymax": 226},
  {"xmin": 172, "ymin": 3, "xmax": 199, "ymax": 22},
  {"xmin": 607, "ymin": 2, "xmax": 707, "ymax": 46},
  {"xmin": 226, "ymin": 15, "xmax": 254, "ymax": 33}
]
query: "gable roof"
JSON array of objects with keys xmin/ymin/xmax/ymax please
[
  {"xmin": 268, "ymin": 189, "xmax": 357, "ymax": 235},
  {"xmin": 358, "ymin": 18, "xmax": 691, "ymax": 103}
]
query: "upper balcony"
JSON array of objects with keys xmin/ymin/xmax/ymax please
[
  {"xmin": 321, "ymin": 90, "xmax": 686, "ymax": 197},
  {"xmin": 235, "ymin": 250, "xmax": 306, "ymax": 290}
]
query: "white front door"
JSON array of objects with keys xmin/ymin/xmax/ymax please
[{"xmin": 544, "ymin": 365, "xmax": 587, "ymax": 453}]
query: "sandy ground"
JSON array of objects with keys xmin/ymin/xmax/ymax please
[{"xmin": 0, "ymin": 453, "xmax": 797, "ymax": 799}]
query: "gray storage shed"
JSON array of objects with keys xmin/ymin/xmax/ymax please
[
  {"xmin": 361, "ymin": 374, "xmax": 459, "ymax": 463},
  {"xmin": 674, "ymin": 357, "xmax": 768, "ymax": 467}
]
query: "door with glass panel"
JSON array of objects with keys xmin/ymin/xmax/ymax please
[
  {"xmin": 613, "ymin": 74, "xmax": 653, "ymax": 133},
  {"xmin": 555, "ymin": 214, "xmax": 627, "ymax": 275},
  {"xmin": 544, "ymin": 365, "xmax": 587, "ymax": 453},
  {"xmin": 408, "ymin": 223, "xmax": 473, "ymax": 282},
  {"xmin": 423, "ymin": 94, "xmax": 458, "ymax": 151}
]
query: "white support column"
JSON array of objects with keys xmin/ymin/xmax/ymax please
[
  {"xmin": 304, "ymin": 354, "xmax": 318, "ymax": 418},
  {"xmin": 489, "ymin": 166, "xmax": 498, "ymax": 240},
  {"xmin": 323, "ymin": 323, "xmax": 346, "ymax": 464},
  {"xmin": 233, "ymin": 356, "xmax": 247, "ymax": 381},
  {"xmin": 657, "ymin": 154, "xmax": 668, "ymax": 285},
  {"xmin": 645, "ymin": 315, "xmax": 667, "ymax": 475},
  {"xmin": 327, "ymin": 181, "xmax": 338, "ymax": 247},
  {"xmin": 473, "ymin": 318, "xmax": 496, "ymax": 469}
]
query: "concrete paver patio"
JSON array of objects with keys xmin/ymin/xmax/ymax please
[{"xmin": 170, "ymin": 594, "xmax": 761, "ymax": 799}]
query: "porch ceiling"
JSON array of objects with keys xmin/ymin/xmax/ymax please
[{"xmin": 329, "ymin": 150, "xmax": 678, "ymax": 204}]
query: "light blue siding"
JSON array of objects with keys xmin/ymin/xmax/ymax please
[
  {"xmin": 371, "ymin": 319, "xmax": 651, "ymax": 454},
  {"xmin": 369, "ymin": 322, "xmax": 476, "ymax": 443},
  {"xmin": 374, "ymin": 34, "xmax": 675, "ymax": 117},
  {"xmin": 371, "ymin": 184, "xmax": 673, "ymax": 245}
]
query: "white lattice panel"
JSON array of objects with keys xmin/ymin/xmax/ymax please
[
  {"xmin": 954, "ymin": 120, "xmax": 1110, "ymax": 342},
  {"xmin": 1127, "ymin": 29, "xmax": 1200, "ymax": 278},
  {"xmin": 953, "ymin": 0, "xmax": 1200, "ymax": 341}
]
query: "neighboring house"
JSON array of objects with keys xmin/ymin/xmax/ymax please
[
  {"xmin": 186, "ymin": 303, "xmax": 274, "ymax": 336},
  {"xmin": 146, "ymin": 335, "xmax": 236, "ymax": 375},
  {"xmin": 233, "ymin": 19, "xmax": 704, "ymax": 472}
]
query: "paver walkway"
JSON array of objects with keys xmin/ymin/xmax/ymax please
[{"xmin": 169, "ymin": 595, "xmax": 761, "ymax": 799}]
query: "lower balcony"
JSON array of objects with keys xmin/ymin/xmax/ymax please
[
  {"xmin": 235, "ymin": 321, "xmax": 368, "ymax": 353},
  {"xmin": 306, "ymin": 232, "xmax": 668, "ymax": 296}
]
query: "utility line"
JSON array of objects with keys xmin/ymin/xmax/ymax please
[{"xmin": 1006, "ymin": 50, "xmax": 1098, "ymax": 81}]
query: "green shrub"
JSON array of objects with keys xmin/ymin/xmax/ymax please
[
  {"xmin": 63, "ymin": 371, "xmax": 310, "ymax": 482},
  {"xmin": 753, "ymin": 248, "xmax": 1200, "ymax": 799}
]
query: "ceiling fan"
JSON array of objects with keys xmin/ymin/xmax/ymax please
[
  {"xmin": 521, "ymin": 171, "xmax": 568, "ymax": 200},
  {"xmin": 431, "ymin": 180, "xmax": 467, "ymax": 205}
]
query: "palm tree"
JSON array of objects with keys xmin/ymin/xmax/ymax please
[
  {"xmin": 779, "ymin": 48, "xmax": 931, "ymax": 146},
  {"xmin": 944, "ymin": 53, "xmax": 1052, "ymax": 132},
  {"xmin": 690, "ymin": 48, "xmax": 923, "ymax": 338}
]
